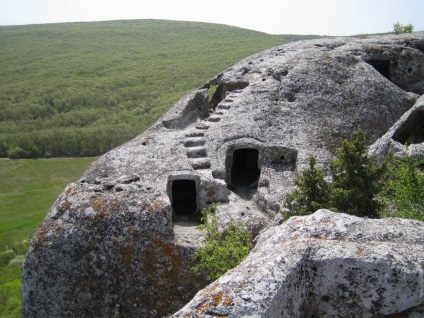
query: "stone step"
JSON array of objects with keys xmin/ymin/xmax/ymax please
[
  {"xmin": 208, "ymin": 115, "xmax": 221, "ymax": 122},
  {"xmin": 184, "ymin": 138, "xmax": 206, "ymax": 147},
  {"xmin": 185, "ymin": 131, "xmax": 205, "ymax": 138},
  {"xmin": 191, "ymin": 158, "xmax": 211, "ymax": 170},
  {"xmin": 196, "ymin": 123, "xmax": 210, "ymax": 130},
  {"xmin": 186, "ymin": 147, "xmax": 207, "ymax": 158},
  {"xmin": 217, "ymin": 104, "xmax": 231, "ymax": 110}
]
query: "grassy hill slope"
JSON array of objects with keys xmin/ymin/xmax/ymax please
[
  {"xmin": 0, "ymin": 19, "xmax": 317, "ymax": 158},
  {"xmin": 0, "ymin": 158, "xmax": 96, "ymax": 245}
]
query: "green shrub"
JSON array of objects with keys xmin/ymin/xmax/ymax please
[
  {"xmin": 393, "ymin": 22, "xmax": 414, "ymax": 34},
  {"xmin": 193, "ymin": 205, "xmax": 252, "ymax": 280},
  {"xmin": 284, "ymin": 130, "xmax": 386, "ymax": 218},
  {"xmin": 0, "ymin": 264, "xmax": 22, "ymax": 318},
  {"xmin": 0, "ymin": 251, "xmax": 15, "ymax": 267},
  {"xmin": 380, "ymin": 156, "xmax": 424, "ymax": 221},
  {"xmin": 329, "ymin": 130, "xmax": 386, "ymax": 217},
  {"xmin": 284, "ymin": 156, "xmax": 330, "ymax": 215}
]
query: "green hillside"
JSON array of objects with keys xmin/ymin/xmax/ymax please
[
  {"xmin": 0, "ymin": 158, "xmax": 96, "ymax": 246},
  {"xmin": 0, "ymin": 19, "xmax": 316, "ymax": 158}
]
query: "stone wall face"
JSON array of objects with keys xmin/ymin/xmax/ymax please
[
  {"xmin": 23, "ymin": 33, "xmax": 424, "ymax": 317},
  {"xmin": 174, "ymin": 210, "xmax": 424, "ymax": 318}
]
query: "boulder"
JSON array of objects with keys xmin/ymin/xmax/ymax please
[
  {"xmin": 174, "ymin": 210, "xmax": 424, "ymax": 318},
  {"xmin": 23, "ymin": 32, "xmax": 424, "ymax": 317},
  {"xmin": 369, "ymin": 94, "xmax": 424, "ymax": 163}
]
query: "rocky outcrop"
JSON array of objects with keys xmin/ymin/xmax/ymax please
[
  {"xmin": 369, "ymin": 94, "xmax": 424, "ymax": 163},
  {"xmin": 23, "ymin": 32, "xmax": 424, "ymax": 317},
  {"xmin": 174, "ymin": 210, "xmax": 424, "ymax": 318}
]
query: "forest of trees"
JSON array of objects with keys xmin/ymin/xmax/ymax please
[{"xmin": 0, "ymin": 20, "xmax": 320, "ymax": 158}]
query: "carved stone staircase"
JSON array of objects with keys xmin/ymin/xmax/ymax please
[{"xmin": 182, "ymin": 89, "xmax": 244, "ymax": 172}]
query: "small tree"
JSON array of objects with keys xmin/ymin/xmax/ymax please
[
  {"xmin": 380, "ymin": 156, "xmax": 424, "ymax": 221},
  {"xmin": 329, "ymin": 129, "xmax": 386, "ymax": 217},
  {"xmin": 284, "ymin": 156, "xmax": 330, "ymax": 215},
  {"xmin": 393, "ymin": 22, "xmax": 414, "ymax": 34}
]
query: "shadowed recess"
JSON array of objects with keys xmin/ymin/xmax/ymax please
[
  {"xmin": 392, "ymin": 108, "xmax": 424, "ymax": 145},
  {"xmin": 171, "ymin": 179, "xmax": 197, "ymax": 216},
  {"xmin": 366, "ymin": 59, "xmax": 391, "ymax": 79},
  {"xmin": 231, "ymin": 148, "xmax": 260, "ymax": 187}
]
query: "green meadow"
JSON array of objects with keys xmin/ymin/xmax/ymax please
[
  {"xmin": 0, "ymin": 158, "xmax": 95, "ymax": 317},
  {"xmin": 0, "ymin": 158, "xmax": 96, "ymax": 246}
]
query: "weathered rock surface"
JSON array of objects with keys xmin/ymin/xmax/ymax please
[
  {"xmin": 23, "ymin": 32, "xmax": 424, "ymax": 317},
  {"xmin": 369, "ymin": 94, "xmax": 424, "ymax": 163},
  {"xmin": 174, "ymin": 210, "xmax": 424, "ymax": 318}
]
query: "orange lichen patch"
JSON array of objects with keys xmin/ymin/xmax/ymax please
[
  {"xmin": 205, "ymin": 187, "xmax": 216, "ymax": 198},
  {"xmin": 212, "ymin": 292, "xmax": 223, "ymax": 306},
  {"xmin": 65, "ymin": 186, "xmax": 74, "ymax": 195},
  {"xmin": 92, "ymin": 197, "xmax": 108, "ymax": 213},
  {"xmin": 222, "ymin": 296, "xmax": 234, "ymax": 307},
  {"xmin": 356, "ymin": 247, "xmax": 366, "ymax": 256},
  {"xmin": 148, "ymin": 200, "xmax": 164, "ymax": 213},
  {"xmin": 121, "ymin": 245, "xmax": 135, "ymax": 273},
  {"xmin": 91, "ymin": 197, "xmax": 125, "ymax": 220},
  {"xmin": 194, "ymin": 288, "xmax": 233, "ymax": 314},
  {"xmin": 32, "ymin": 220, "xmax": 64, "ymax": 248},
  {"xmin": 58, "ymin": 199, "xmax": 72, "ymax": 213}
]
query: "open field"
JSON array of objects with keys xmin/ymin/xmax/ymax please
[
  {"xmin": 0, "ymin": 158, "xmax": 95, "ymax": 317},
  {"xmin": 0, "ymin": 158, "xmax": 96, "ymax": 248}
]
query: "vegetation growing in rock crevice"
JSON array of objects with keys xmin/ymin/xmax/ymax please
[
  {"xmin": 284, "ymin": 130, "xmax": 424, "ymax": 221},
  {"xmin": 393, "ymin": 22, "xmax": 414, "ymax": 34},
  {"xmin": 329, "ymin": 130, "xmax": 386, "ymax": 217},
  {"xmin": 284, "ymin": 156, "xmax": 330, "ymax": 215},
  {"xmin": 193, "ymin": 205, "xmax": 252, "ymax": 280},
  {"xmin": 380, "ymin": 155, "xmax": 424, "ymax": 221},
  {"xmin": 285, "ymin": 130, "xmax": 386, "ymax": 218}
]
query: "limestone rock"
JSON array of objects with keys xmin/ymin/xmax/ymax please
[
  {"xmin": 369, "ymin": 94, "xmax": 424, "ymax": 163},
  {"xmin": 173, "ymin": 210, "xmax": 424, "ymax": 318},
  {"xmin": 23, "ymin": 32, "xmax": 424, "ymax": 317}
]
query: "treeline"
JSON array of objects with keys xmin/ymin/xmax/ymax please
[
  {"xmin": 0, "ymin": 20, "xmax": 317, "ymax": 158},
  {"xmin": 0, "ymin": 125, "xmax": 135, "ymax": 158}
]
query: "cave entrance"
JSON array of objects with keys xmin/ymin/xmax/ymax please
[
  {"xmin": 171, "ymin": 179, "xmax": 198, "ymax": 218},
  {"xmin": 392, "ymin": 108, "xmax": 424, "ymax": 145},
  {"xmin": 230, "ymin": 148, "xmax": 260, "ymax": 188},
  {"xmin": 366, "ymin": 59, "xmax": 391, "ymax": 80}
]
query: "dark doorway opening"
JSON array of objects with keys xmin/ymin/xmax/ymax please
[
  {"xmin": 392, "ymin": 109, "xmax": 424, "ymax": 145},
  {"xmin": 366, "ymin": 59, "xmax": 391, "ymax": 80},
  {"xmin": 171, "ymin": 180, "xmax": 197, "ymax": 217},
  {"xmin": 231, "ymin": 149, "xmax": 260, "ymax": 188}
]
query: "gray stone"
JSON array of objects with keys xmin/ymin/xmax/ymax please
[
  {"xmin": 173, "ymin": 210, "xmax": 424, "ymax": 318},
  {"xmin": 369, "ymin": 94, "xmax": 424, "ymax": 163},
  {"xmin": 23, "ymin": 32, "xmax": 424, "ymax": 317}
]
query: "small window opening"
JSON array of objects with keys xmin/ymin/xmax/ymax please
[
  {"xmin": 171, "ymin": 180, "xmax": 197, "ymax": 217},
  {"xmin": 392, "ymin": 109, "xmax": 424, "ymax": 145},
  {"xmin": 231, "ymin": 149, "xmax": 260, "ymax": 188},
  {"xmin": 366, "ymin": 59, "xmax": 391, "ymax": 79}
]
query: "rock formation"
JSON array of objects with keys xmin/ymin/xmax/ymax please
[
  {"xmin": 369, "ymin": 94, "xmax": 424, "ymax": 163},
  {"xmin": 23, "ymin": 32, "xmax": 424, "ymax": 317},
  {"xmin": 174, "ymin": 210, "xmax": 424, "ymax": 318}
]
